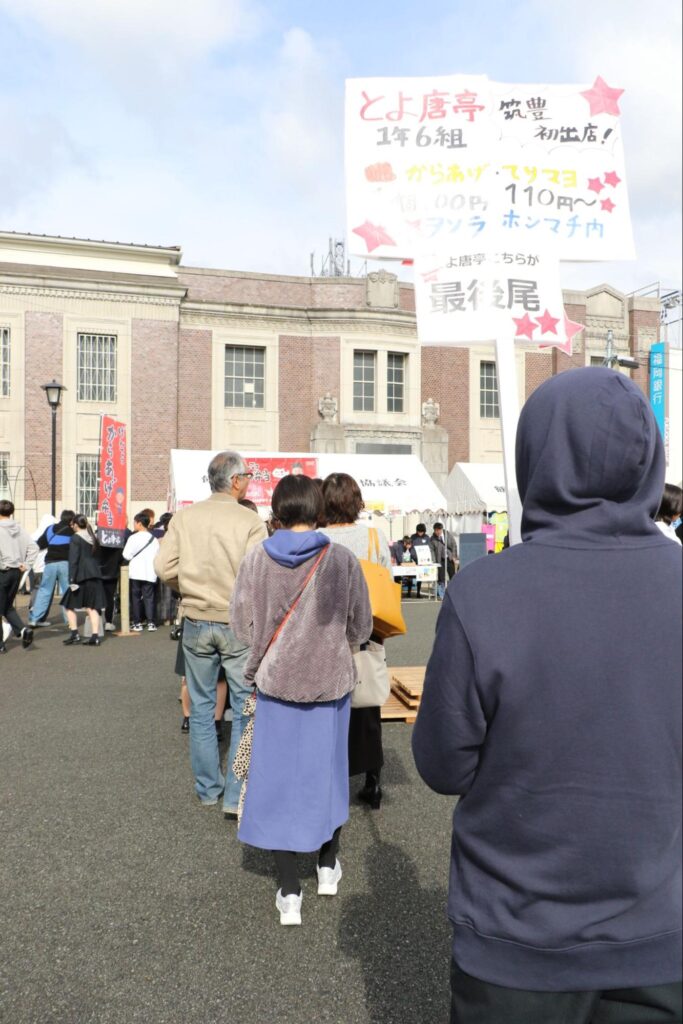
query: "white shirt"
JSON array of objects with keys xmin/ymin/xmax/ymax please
[
  {"xmin": 656, "ymin": 520, "xmax": 682, "ymax": 546},
  {"xmin": 123, "ymin": 531, "xmax": 160, "ymax": 581}
]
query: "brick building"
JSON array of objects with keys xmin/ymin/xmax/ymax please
[{"xmin": 0, "ymin": 231, "xmax": 661, "ymax": 529}]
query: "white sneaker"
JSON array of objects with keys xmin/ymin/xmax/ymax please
[
  {"xmin": 2, "ymin": 620, "xmax": 11, "ymax": 643},
  {"xmin": 276, "ymin": 889, "xmax": 302, "ymax": 925},
  {"xmin": 316, "ymin": 860, "xmax": 342, "ymax": 896},
  {"xmin": 104, "ymin": 623, "xmax": 116, "ymax": 632},
  {"xmin": 131, "ymin": 623, "xmax": 143, "ymax": 632},
  {"xmin": 147, "ymin": 623, "xmax": 157, "ymax": 632}
]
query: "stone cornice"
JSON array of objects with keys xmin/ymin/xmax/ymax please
[
  {"xmin": 180, "ymin": 303, "xmax": 417, "ymax": 336},
  {"xmin": 0, "ymin": 279, "xmax": 184, "ymax": 307}
]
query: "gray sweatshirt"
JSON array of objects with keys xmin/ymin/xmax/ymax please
[
  {"xmin": 231, "ymin": 537, "xmax": 372, "ymax": 703},
  {"xmin": 0, "ymin": 519, "xmax": 39, "ymax": 570}
]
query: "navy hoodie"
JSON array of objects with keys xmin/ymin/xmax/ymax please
[{"xmin": 412, "ymin": 368, "xmax": 682, "ymax": 991}]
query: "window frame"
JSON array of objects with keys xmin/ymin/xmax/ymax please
[
  {"xmin": 224, "ymin": 344, "xmax": 266, "ymax": 410},
  {"xmin": 353, "ymin": 350, "xmax": 377, "ymax": 413},
  {"xmin": 0, "ymin": 452, "xmax": 10, "ymax": 500},
  {"xmin": 387, "ymin": 351, "xmax": 406, "ymax": 414},
  {"xmin": 479, "ymin": 360, "xmax": 500, "ymax": 419},
  {"xmin": 77, "ymin": 332, "xmax": 118, "ymax": 403},
  {"xmin": 76, "ymin": 454, "xmax": 100, "ymax": 519}
]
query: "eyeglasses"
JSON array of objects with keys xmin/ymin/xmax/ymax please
[{"xmin": 235, "ymin": 472, "xmax": 254, "ymax": 480}]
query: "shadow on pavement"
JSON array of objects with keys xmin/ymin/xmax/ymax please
[{"xmin": 338, "ymin": 816, "xmax": 450, "ymax": 1024}]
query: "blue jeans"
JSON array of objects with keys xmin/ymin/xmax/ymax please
[
  {"xmin": 182, "ymin": 618, "xmax": 251, "ymax": 810},
  {"xmin": 29, "ymin": 561, "xmax": 70, "ymax": 624}
]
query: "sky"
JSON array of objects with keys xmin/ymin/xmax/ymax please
[{"xmin": 0, "ymin": 0, "xmax": 680, "ymax": 297}]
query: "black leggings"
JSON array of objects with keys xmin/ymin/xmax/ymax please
[{"xmin": 274, "ymin": 827, "xmax": 342, "ymax": 897}]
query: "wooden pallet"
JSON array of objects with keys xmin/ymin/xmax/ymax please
[
  {"xmin": 390, "ymin": 666, "xmax": 426, "ymax": 706},
  {"xmin": 381, "ymin": 691, "xmax": 417, "ymax": 724}
]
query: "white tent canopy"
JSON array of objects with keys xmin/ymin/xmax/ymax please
[
  {"xmin": 169, "ymin": 450, "xmax": 447, "ymax": 517},
  {"xmin": 445, "ymin": 462, "xmax": 507, "ymax": 515}
]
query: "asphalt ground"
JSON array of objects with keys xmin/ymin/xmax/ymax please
[{"xmin": 1, "ymin": 598, "xmax": 454, "ymax": 1024}]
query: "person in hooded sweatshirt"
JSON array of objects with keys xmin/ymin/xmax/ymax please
[
  {"xmin": 230, "ymin": 474, "xmax": 372, "ymax": 927},
  {"xmin": 412, "ymin": 368, "xmax": 682, "ymax": 1023},
  {"xmin": 0, "ymin": 499, "xmax": 39, "ymax": 652}
]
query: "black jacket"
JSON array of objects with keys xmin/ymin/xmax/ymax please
[
  {"xmin": 37, "ymin": 522, "xmax": 74, "ymax": 564},
  {"xmin": 68, "ymin": 534, "xmax": 103, "ymax": 584}
]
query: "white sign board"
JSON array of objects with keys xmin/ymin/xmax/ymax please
[
  {"xmin": 414, "ymin": 248, "xmax": 565, "ymax": 344},
  {"xmin": 346, "ymin": 74, "xmax": 633, "ymax": 261}
]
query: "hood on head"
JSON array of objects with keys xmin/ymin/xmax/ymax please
[
  {"xmin": 516, "ymin": 367, "xmax": 665, "ymax": 546},
  {"xmin": 263, "ymin": 529, "xmax": 329, "ymax": 568},
  {"xmin": 0, "ymin": 520, "xmax": 20, "ymax": 537}
]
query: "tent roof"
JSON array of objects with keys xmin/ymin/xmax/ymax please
[
  {"xmin": 445, "ymin": 462, "xmax": 507, "ymax": 514},
  {"xmin": 169, "ymin": 450, "xmax": 447, "ymax": 516}
]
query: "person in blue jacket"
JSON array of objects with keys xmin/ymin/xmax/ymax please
[
  {"xmin": 413, "ymin": 367, "xmax": 682, "ymax": 1023},
  {"xmin": 28, "ymin": 509, "xmax": 75, "ymax": 627}
]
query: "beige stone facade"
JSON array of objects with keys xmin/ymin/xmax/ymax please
[{"xmin": 0, "ymin": 231, "xmax": 661, "ymax": 529}]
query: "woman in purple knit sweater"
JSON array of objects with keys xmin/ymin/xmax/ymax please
[{"xmin": 230, "ymin": 474, "xmax": 372, "ymax": 926}]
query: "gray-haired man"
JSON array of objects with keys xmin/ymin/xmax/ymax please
[{"xmin": 155, "ymin": 451, "xmax": 267, "ymax": 815}]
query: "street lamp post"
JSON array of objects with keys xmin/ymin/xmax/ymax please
[
  {"xmin": 603, "ymin": 328, "xmax": 640, "ymax": 371},
  {"xmin": 41, "ymin": 380, "xmax": 67, "ymax": 518}
]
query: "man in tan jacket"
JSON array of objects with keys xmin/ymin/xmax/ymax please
[{"xmin": 155, "ymin": 451, "xmax": 267, "ymax": 815}]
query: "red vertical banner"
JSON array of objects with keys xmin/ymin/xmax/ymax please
[{"xmin": 96, "ymin": 416, "xmax": 128, "ymax": 546}]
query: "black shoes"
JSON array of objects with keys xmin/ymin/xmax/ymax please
[
  {"xmin": 0, "ymin": 643, "xmax": 6, "ymax": 654},
  {"xmin": 181, "ymin": 717, "xmax": 190, "ymax": 733},
  {"xmin": 63, "ymin": 632, "xmax": 82, "ymax": 645},
  {"xmin": 358, "ymin": 772, "xmax": 382, "ymax": 810},
  {"xmin": 84, "ymin": 636, "xmax": 101, "ymax": 646},
  {"xmin": 21, "ymin": 628, "xmax": 34, "ymax": 649}
]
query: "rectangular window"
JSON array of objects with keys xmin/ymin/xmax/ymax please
[
  {"xmin": 0, "ymin": 452, "xmax": 10, "ymax": 500},
  {"xmin": 590, "ymin": 356, "xmax": 604, "ymax": 367},
  {"xmin": 77, "ymin": 333, "xmax": 117, "ymax": 402},
  {"xmin": 76, "ymin": 454, "xmax": 99, "ymax": 518},
  {"xmin": 353, "ymin": 351, "xmax": 376, "ymax": 412},
  {"xmin": 387, "ymin": 352, "xmax": 405, "ymax": 413},
  {"xmin": 0, "ymin": 327, "xmax": 9, "ymax": 397},
  {"xmin": 224, "ymin": 346, "xmax": 265, "ymax": 409},
  {"xmin": 480, "ymin": 360, "xmax": 499, "ymax": 418}
]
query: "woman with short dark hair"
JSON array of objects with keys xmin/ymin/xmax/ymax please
[
  {"xmin": 231, "ymin": 474, "xmax": 372, "ymax": 925},
  {"xmin": 319, "ymin": 472, "xmax": 393, "ymax": 810},
  {"xmin": 656, "ymin": 483, "xmax": 682, "ymax": 546}
]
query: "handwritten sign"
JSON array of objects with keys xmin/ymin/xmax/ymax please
[
  {"xmin": 346, "ymin": 75, "xmax": 633, "ymax": 261},
  {"xmin": 414, "ymin": 249, "xmax": 566, "ymax": 344}
]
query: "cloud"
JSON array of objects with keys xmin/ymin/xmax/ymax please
[
  {"xmin": 0, "ymin": 100, "xmax": 84, "ymax": 214},
  {"xmin": 0, "ymin": 0, "xmax": 263, "ymax": 100}
]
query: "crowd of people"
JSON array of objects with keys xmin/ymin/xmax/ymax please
[{"xmin": 1, "ymin": 366, "xmax": 681, "ymax": 1022}]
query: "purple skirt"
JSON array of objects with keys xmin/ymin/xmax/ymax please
[{"xmin": 238, "ymin": 691, "xmax": 351, "ymax": 853}]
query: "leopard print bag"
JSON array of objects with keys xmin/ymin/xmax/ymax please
[{"xmin": 232, "ymin": 691, "xmax": 257, "ymax": 824}]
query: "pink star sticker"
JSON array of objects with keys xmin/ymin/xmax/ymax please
[
  {"xmin": 536, "ymin": 309, "xmax": 560, "ymax": 335},
  {"xmin": 540, "ymin": 312, "xmax": 585, "ymax": 355},
  {"xmin": 587, "ymin": 176, "xmax": 604, "ymax": 194},
  {"xmin": 512, "ymin": 313, "xmax": 538, "ymax": 340},
  {"xmin": 351, "ymin": 220, "xmax": 397, "ymax": 253},
  {"xmin": 604, "ymin": 170, "xmax": 621, "ymax": 187},
  {"xmin": 580, "ymin": 76, "xmax": 624, "ymax": 117},
  {"xmin": 600, "ymin": 197, "xmax": 616, "ymax": 213}
]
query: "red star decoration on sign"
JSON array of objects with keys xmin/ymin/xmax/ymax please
[
  {"xmin": 604, "ymin": 170, "xmax": 621, "ymax": 187},
  {"xmin": 580, "ymin": 76, "xmax": 624, "ymax": 117},
  {"xmin": 512, "ymin": 313, "xmax": 538, "ymax": 340},
  {"xmin": 536, "ymin": 309, "xmax": 560, "ymax": 335},
  {"xmin": 587, "ymin": 176, "xmax": 604, "ymax": 194},
  {"xmin": 600, "ymin": 197, "xmax": 616, "ymax": 213},
  {"xmin": 540, "ymin": 312, "xmax": 585, "ymax": 355},
  {"xmin": 351, "ymin": 220, "xmax": 397, "ymax": 253}
]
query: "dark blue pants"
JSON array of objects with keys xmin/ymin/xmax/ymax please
[{"xmin": 450, "ymin": 960, "xmax": 682, "ymax": 1023}]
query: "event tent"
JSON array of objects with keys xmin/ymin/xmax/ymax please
[
  {"xmin": 169, "ymin": 450, "xmax": 447, "ymax": 518},
  {"xmin": 445, "ymin": 462, "xmax": 507, "ymax": 515}
]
